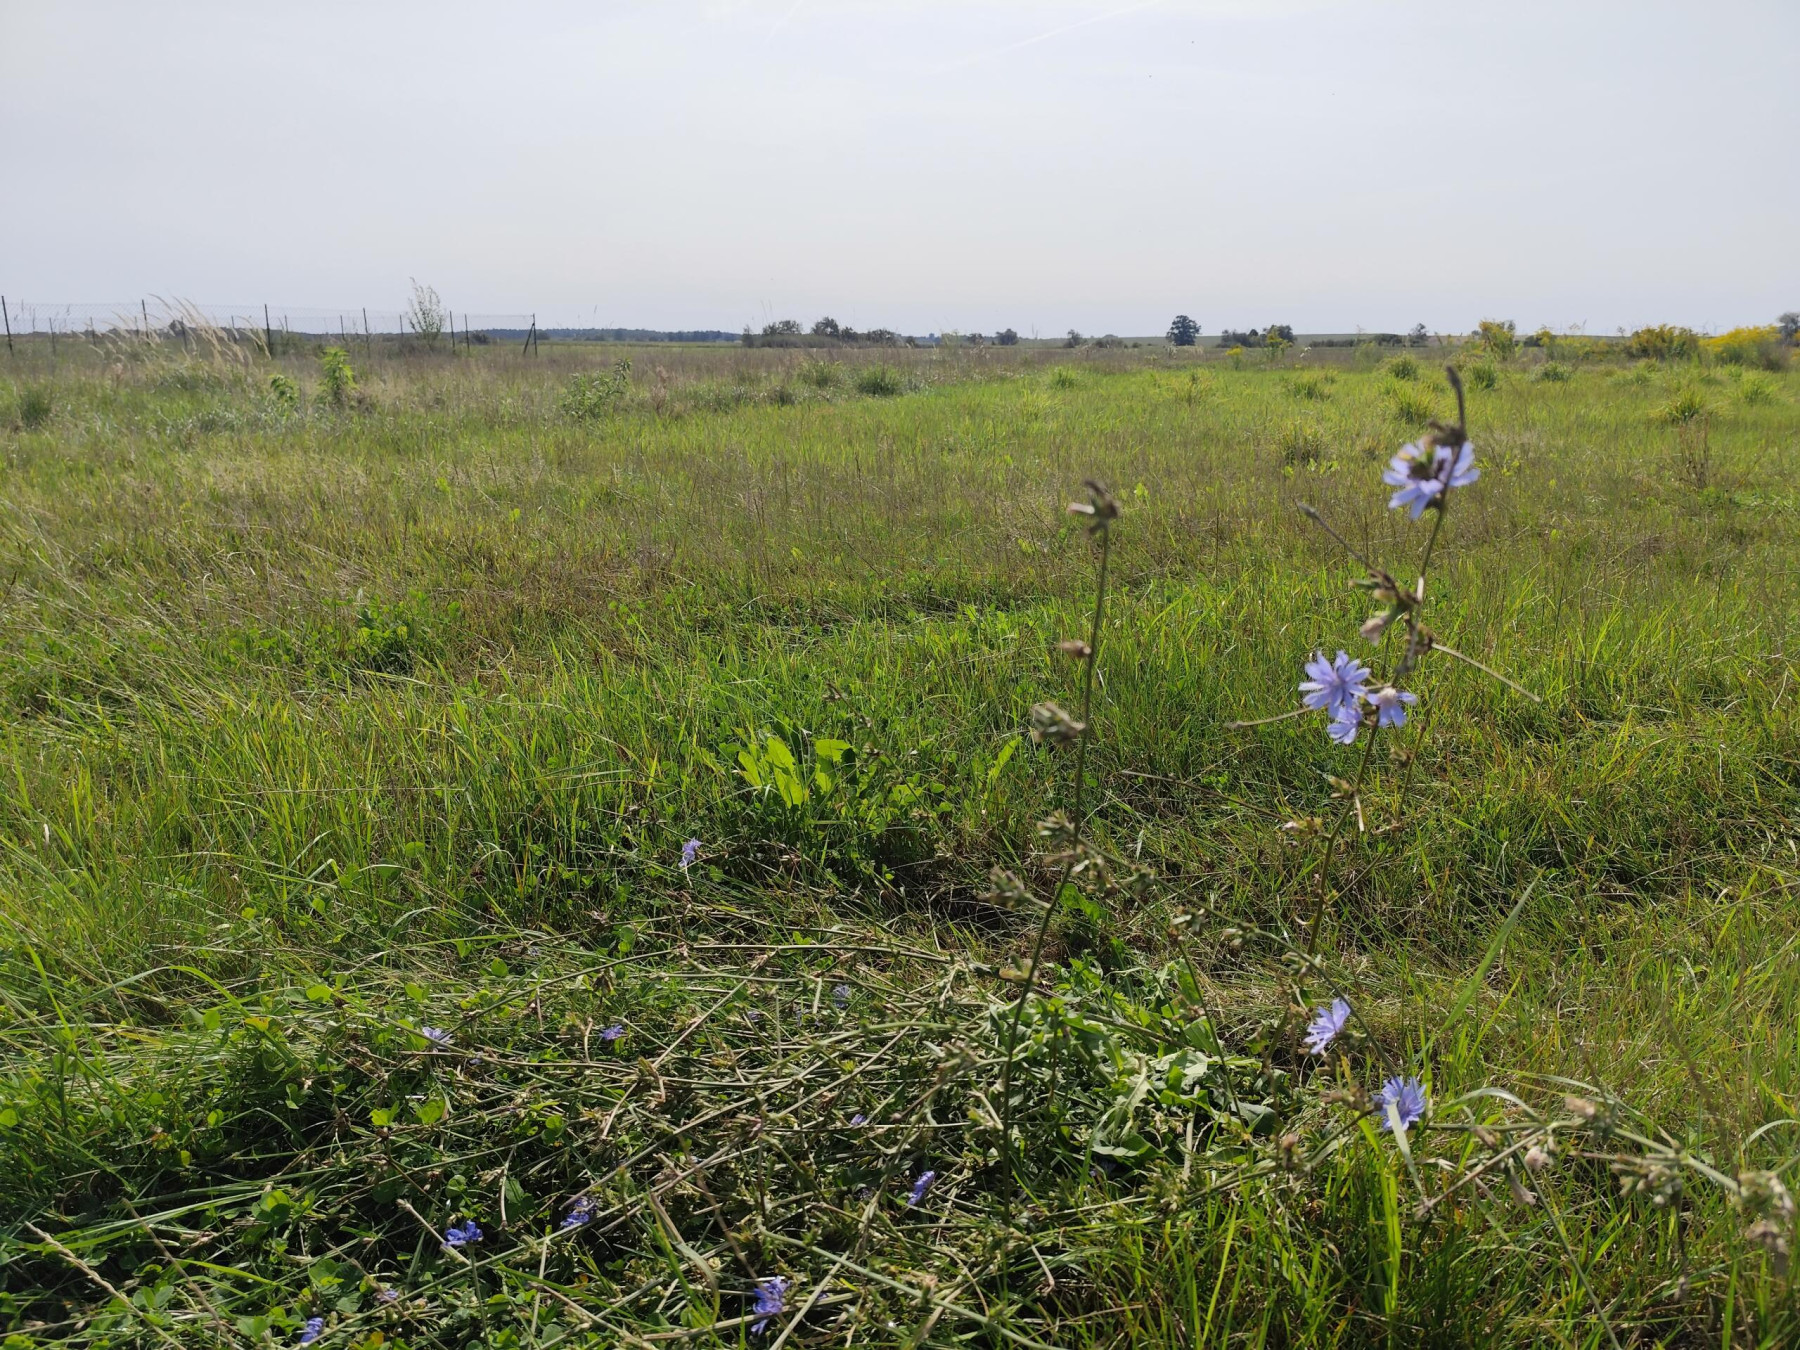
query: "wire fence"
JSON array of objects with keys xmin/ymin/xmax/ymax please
[{"xmin": 0, "ymin": 298, "xmax": 538, "ymax": 344}]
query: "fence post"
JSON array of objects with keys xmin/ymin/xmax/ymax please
[
  {"xmin": 532, "ymin": 314, "xmax": 539, "ymax": 356},
  {"xmin": 1, "ymin": 296, "xmax": 12, "ymax": 356},
  {"xmin": 464, "ymin": 314, "xmax": 470, "ymax": 354},
  {"xmin": 142, "ymin": 298, "xmax": 150, "ymax": 341},
  {"xmin": 362, "ymin": 307, "xmax": 372, "ymax": 358},
  {"xmin": 521, "ymin": 319, "xmax": 534, "ymax": 355},
  {"xmin": 264, "ymin": 304, "xmax": 274, "ymax": 360}
]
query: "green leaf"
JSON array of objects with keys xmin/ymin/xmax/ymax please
[
  {"xmin": 813, "ymin": 738, "xmax": 850, "ymax": 763},
  {"xmin": 416, "ymin": 1097, "xmax": 446, "ymax": 1125},
  {"xmin": 369, "ymin": 1106, "xmax": 395, "ymax": 1127},
  {"xmin": 304, "ymin": 984, "xmax": 333, "ymax": 1003}
]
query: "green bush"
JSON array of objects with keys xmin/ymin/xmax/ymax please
[
  {"xmin": 1656, "ymin": 387, "xmax": 1711, "ymax": 425},
  {"xmin": 1624, "ymin": 325, "xmax": 1701, "ymax": 361},
  {"xmin": 16, "ymin": 384, "xmax": 53, "ymax": 429},
  {"xmin": 1047, "ymin": 366, "xmax": 1080, "ymax": 391},
  {"xmin": 316, "ymin": 347, "xmax": 358, "ymax": 409},
  {"xmin": 797, "ymin": 358, "xmax": 841, "ymax": 389},
  {"xmin": 1464, "ymin": 362, "xmax": 1499, "ymax": 392},
  {"xmin": 1286, "ymin": 371, "xmax": 1334, "ymax": 401},
  {"xmin": 1384, "ymin": 380, "xmax": 1437, "ymax": 425},
  {"xmin": 1384, "ymin": 355, "xmax": 1419, "ymax": 381},
  {"xmin": 1535, "ymin": 361, "xmax": 1572, "ymax": 383},
  {"xmin": 855, "ymin": 364, "xmax": 906, "ymax": 396},
  {"xmin": 560, "ymin": 359, "xmax": 633, "ymax": 420}
]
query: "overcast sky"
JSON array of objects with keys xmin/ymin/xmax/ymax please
[{"xmin": 3, "ymin": 0, "xmax": 1795, "ymax": 335}]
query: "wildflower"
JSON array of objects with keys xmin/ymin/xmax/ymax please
[
  {"xmin": 1525, "ymin": 1144, "xmax": 1553, "ymax": 1172},
  {"xmin": 751, "ymin": 1276, "xmax": 790, "ymax": 1335},
  {"xmin": 375, "ymin": 1288, "xmax": 399, "ymax": 1305},
  {"xmin": 443, "ymin": 1219, "xmax": 483, "ymax": 1249},
  {"xmin": 299, "ymin": 1317, "xmax": 325, "ymax": 1345},
  {"xmin": 1326, "ymin": 708, "xmax": 1361, "ymax": 745},
  {"xmin": 1302, "ymin": 998, "xmax": 1351, "ymax": 1055},
  {"xmin": 1375, "ymin": 1076, "xmax": 1427, "ymax": 1133},
  {"xmin": 1383, "ymin": 440, "xmax": 1478, "ymax": 519},
  {"xmin": 421, "ymin": 1026, "xmax": 452, "ymax": 1047},
  {"xmin": 907, "ymin": 1170, "xmax": 936, "ymax": 1207},
  {"xmin": 1299, "ymin": 650, "xmax": 1370, "ymax": 720},
  {"xmin": 559, "ymin": 1194, "xmax": 597, "ymax": 1232},
  {"xmin": 832, "ymin": 982, "xmax": 851, "ymax": 1008},
  {"xmin": 680, "ymin": 838, "xmax": 701, "ymax": 870},
  {"xmin": 1367, "ymin": 685, "xmax": 1418, "ymax": 729},
  {"xmin": 849, "ymin": 1113, "xmax": 867, "ymax": 1126},
  {"xmin": 598, "ymin": 1024, "xmax": 625, "ymax": 1043}
]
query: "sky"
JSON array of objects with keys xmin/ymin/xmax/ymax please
[{"xmin": 3, "ymin": 0, "xmax": 1796, "ymax": 336}]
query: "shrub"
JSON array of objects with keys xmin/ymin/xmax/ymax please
[
  {"xmin": 17, "ymin": 384, "xmax": 53, "ymax": 429},
  {"xmin": 1735, "ymin": 373, "xmax": 1778, "ymax": 406},
  {"xmin": 1384, "ymin": 355, "xmax": 1419, "ymax": 381},
  {"xmin": 1384, "ymin": 380, "xmax": 1437, "ymax": 425},
  {"xmin": 1279, "ymin": 419, "xmax": 1328, "ymax": 466},
  {"xmin": 560, "ymin": 359, "xmax": 632, "ymax": 420},
  {"xmin": 1463, "ymin": 362, "xmax": 1499, "ymax": 392},
  {"xmin": 1624, "ymin": 325, "xmax": 1700, "ymax": 361},
  {"xmin": 1535, "ymin": 361, "xmax": 1572, "ymax": 383},
  {"xmin": 316, "ymin": 347, "xmax": 359, "ymax": 409},
  {"xmin": 267, "ymin": 373, "xmax": 299, "ymax": 412},
  {"xmin": 854, "ymin": 364, "xmax": 905, "ymax": 397},
  {"xmin": 1047, "ymin": 367, "xmax": 1079, "ymax": 391},
  {"xmin": 995, "ymin": 328, "xmax": 1019, "ymax": 346},
  {"xmin": 1475, "ymin": 319, "xmax": 1517, "ymax": 360},
  {"xmin": 1287, "ymin": 371, "xmax": 1333, "ymax": 400},
  {"xmin": 797, "ymin": 359, "xmax": 841, "ymax": 390},
  {"xmin": 1656, "ymin": 387, "xmax": 1711, "ymax": 426},
  {"xmin": 1702, "ymin": 326, "xmax": 1785, "ymax": 371}
]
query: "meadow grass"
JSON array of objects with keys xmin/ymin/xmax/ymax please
[{"xmin": 0, "ymin": 337, "xmax": 1797, "ymax": 1346}]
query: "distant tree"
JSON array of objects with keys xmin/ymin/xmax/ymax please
[
  {"xmin": 996, "ymin": 328, "xmax": 1019, "ymax": 346},
  {"xmin": 762, "ymin": 319, "xmax": 803, "ymax": 336},
  {"xmin": 1780, "ymin": 311, "xmax": 1800, "ymax": 342},
  {"xmin": 741, "ymin": 325, "xmax": 755, "ymax": 347},
  {"xmin": 1266, "ymin": 324, "xmax": 1295, "ymax": 345},
  {"xmin": 1476, "ymin": 319, "xmax": 1518, "ymax": 360},
  {"xmin": 1217, "ymin": 328, "xmax": 1261, "ymax": 348},
  {"xmin": 1167, "ymin": 314, "xmax": 1199, "ymax": 347},
  {"xmin": 1064, "ymin": 329, "xmax": 1083, "ymax": 348},
  {"xmin": 811, "ymin": 317, "xmax": 841, "ymax": 337},
  {"xmin": 1408, "ymin": 323, "xmax": 1430, "ymax": 347}
]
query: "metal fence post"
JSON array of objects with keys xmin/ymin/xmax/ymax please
[
  {"xmin": 1, "ymin": 296, "xmax": 12, "ymax": 356},
  {"xmin": 264, "ymin": 304, "xmax": 274, "ymax": 359}
]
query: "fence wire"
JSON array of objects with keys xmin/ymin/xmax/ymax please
[{"xmin": 0, "ymin": 298, "xmax": 536, "ymax": 340}]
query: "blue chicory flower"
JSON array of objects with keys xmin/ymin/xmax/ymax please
[
  {"xmin": 907, "ymin": 1170, "xmax": 936, "ymax": 1207},
  {"xmin": 299, "ymin": 1317, "xmax": 325, "ymax": 1345},
  {"xmin": 443, "ymin": 1219, "xmax": 483, "ymax": 1248},
  {"xmin": 681, "ymin": 838, "xmax": 702, "ymax": 869},
  {"xmin": 751, "ymin": 1275, "xmax": 790, "ymax": 1335},
  {"xmin": 849, "ymin": 1113, "xmax": 867, "ymax": 1126},
  {"xmin": 1303, "ymin": 998, "xmax": 1351, "ymax": 1055},
  {"xmin": 1368, "ymin": 685, "xmax": 1418, "ymax": 729},
  {"xmin": 1326, "ymin": 708, "xmax": 1362, "ymax": 745},
  {"xmin": 1376, "ymin": 1075, "xmax": 1428, "ymax": 1132},
  {"xmin": 375, "ymin": 1288, "xmax": 399, "ymax": 1305},
  {"xmin": 1384, "ymin": 441, "xmax": 1479, "ymax": 519},
  {"xmin": 421, "ymin": 1026, "xmax": 452, "ymax": 1047},
  {"xmin": 832, "ymin": 982, "xmax": 851, "ymax": 1008},
  {"xmin": 560, "ymin": 1194, "xmax": 597, "ymax": 1232},
  {"xmin": 1300, "ymin": 650, "xmax": 1370, "ymax": 720},
  {"xmin": 598, "ymin": 1024, "xmax": 625, "ymax": 1043}
]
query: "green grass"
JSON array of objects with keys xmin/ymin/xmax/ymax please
[{"xmin": 0, "ymin": 338, "xmax": 1798, "ymax": 1346}]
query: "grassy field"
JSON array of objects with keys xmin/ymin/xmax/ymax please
[{"xmin": 1, "ymin": 334, "xmax": 1797, "ymax": 1347}]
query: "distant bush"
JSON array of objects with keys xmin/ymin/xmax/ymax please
[
  {"xmin": 267, "ymin": 373, "xmax": 300, "ymax": 412},
  {"xmin": 1535, "ymin": 361, "xmax": 1572, "ymax": 383},
  {"xmin": 854, "ymin": 364, "xmax": 905, "ymax": 397},
  {"xmin": 1217, "ymin": 325, "xmax": 1294, "ymax": 349},
  {"xmin": 316, "ymin": 347, "xmax": 359, "ymax": 409},
  {"xmin": 995, "ymin": 328, "xmax": 1019, "ymax": 346},
  {"xmin": 1287, "ymin": 371, "xmax": 1333, "ymax": 400},
  {"xmin": 561, "ymin": 359, "xmax": 632, "ymax": 420},
  {"xmin": 1624, "ymin": 325, "xmax": 1700, "ymax": 361},
  {"xmin": 17, "ymin": 384, "xmax": 53, "ymax": 429},
  {"xmin": 1385, "ymin": 380, "xmax": 1437, "ymax": 425},
  {"xmin": 1464, "ymin": 362, "xmax": 1498, "ymax": 392},
  {"xmin": 1476, "ymin": 319, "xmax": 1517, "ymax": 360},
  {"xmin": 796, "ymin": 359, "xmax": 841, "ymax": 389},
  {"xmin": 1656, "ymin": 387, "xmax": 1711, "ymax": 426},
  {"xmin": 1735, "ymin": 373, "xmax": 1778, "ymax": 406},
  {"xmin": 1384, "ymin": 355, "xmax": 1419, "ymax": 381},
  {"xmin": 1702, "ymin": 326, "xmax": 1786, "ymax": 371}
]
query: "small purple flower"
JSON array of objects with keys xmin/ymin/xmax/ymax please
[
  {"xmin": 681, "ymin": 838, "xmax": 702, "ymax": 870},
  {"xmin": 832, "ymin": 982, "xmax": 851, "ymax": 1008},
  {"xmin": 559, "ymin": 1194, "xmax": 597, "ymax": 1232},
  {"xmin": 1383, "ymin": 440, "xmax": 1478, "ymax": 519},
  {"xmin": 751, "ymin": 1275, "xmax": 790, "ymax": 1335},
  {"xmin": 299, "ymin": 1317, "xmax": 325, "ymax": 1345},
  {"xmin": 1368, "ymin": 685, "xmax": 1418, "ymax": 729},
  {"xmin": 598, "ymin": 1023, "xmax": 625, "ymax": 1043},
  {"xmin": 1376, "ymin": 1075, "xmax": 1428, "ymax": 1133},
  {"xmin": 375, "ymin": 1288, "xmax": 399, "ymax": 1305},
  {"xmin": 906, "ymin": 1170, "xmax": 936, "ymax": 1207},
  {"xmin": 421, "ymin": 1026, "xmax": 452, "ymax": 1047},
  {"xmin": 849, "ymin": 1113, "xmax": 867, "ymax": 1126},
  {"xmin": 443, "ymin": 1219, "xmax": 483, "ymax": 1248},
  {"xmin": 1300, "ymin": 650, "xmax": 1370, "ymax": 720},
  {"xmin": 1326, "ymin": 708, "xmax": 1362, "ymax": 745},
  {"xmin": 1303, "ymin": 998, "xmax": 1351, "ymax": 1055}
]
